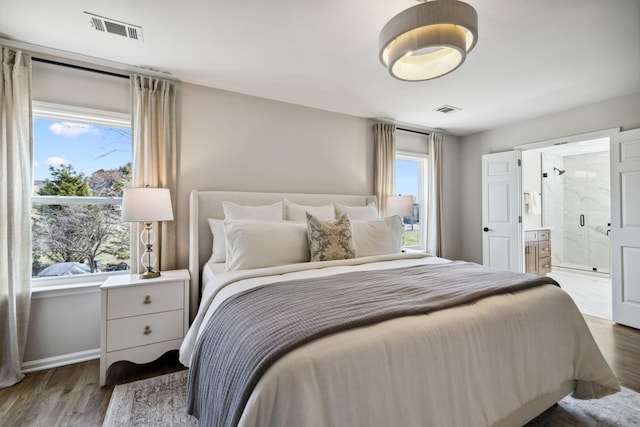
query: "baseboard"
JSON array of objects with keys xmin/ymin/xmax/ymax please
[{"xmin": 21, "ymin": 348, "xmax": 100, "ymax": 373}]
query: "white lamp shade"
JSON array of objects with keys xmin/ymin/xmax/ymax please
[
  {"xmin": 386, "ymin": 195, "xmax": 414, "ymax": 217},
  {"xmin": 121, "ymin": 187, "xmax": 174, "ymax": 222}
]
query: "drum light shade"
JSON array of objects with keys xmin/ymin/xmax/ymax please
[{"xmin": 379, "ymin": 0, "xmax": 478, "ymax": 81}]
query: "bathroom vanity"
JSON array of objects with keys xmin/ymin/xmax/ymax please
[{"xmin": 525, "ymin": 228, "xmax": 551, "ymax": 275}]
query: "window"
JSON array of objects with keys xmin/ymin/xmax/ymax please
[
  {"xmin": 31, "ymin": 102, "xmax": 132, "ymax": 286},
  {"xmin": 395, "ymin": 152, "xmax": 427, "ymax": 250}
]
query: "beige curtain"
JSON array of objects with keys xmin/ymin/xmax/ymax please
[
  {"xmin": 130, "ymin": 75, "xmax": 177, "ymax": 272},
  {"xmin": 374, "ymin": 123, "xmax": 396, "ymax": 215},
  {"xmin": 427, "ymin": 132, "xmax": 444, "ymax": 257},
  {"xmin": 0, "ymin": 47, "xmax": 32, "ymax": 388}
]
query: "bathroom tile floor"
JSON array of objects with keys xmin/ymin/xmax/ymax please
[{"xmin": 547, "ymin": 268, "xmax": 612, "ymax": 320}]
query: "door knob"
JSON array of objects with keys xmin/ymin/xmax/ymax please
[{"xmin": 483, "ymin": 227, "xmax": 491, "ymax": 232}]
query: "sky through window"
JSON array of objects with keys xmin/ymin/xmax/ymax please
[{"xmin": 33, "ymin": 118, "xmax": 132, "ymax": 182}]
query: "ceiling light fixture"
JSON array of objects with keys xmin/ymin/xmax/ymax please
[{"xmin": 379, "ymin": 0, "xmax": 478, "ymax": 81}]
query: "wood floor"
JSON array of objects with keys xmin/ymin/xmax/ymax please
[
  {"xmin": 1, "ymin": 316, "xmax": 639, "ymax": 427},
  {"xmin": 0, "ymin": 351, "xmax": 185, "ymax": 427},
  {"xmin": 583, "ymin": 315, "xmax": 640, "ymax": 392}
]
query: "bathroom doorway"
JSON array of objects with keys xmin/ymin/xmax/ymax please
[{"xmin": 521, "ymin": 136, "xmax": 612, "ymax": 319}]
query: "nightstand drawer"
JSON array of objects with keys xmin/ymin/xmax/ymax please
[
  {"xmin": 106, "ymin": 309, "xmax": 184, "ymax": 352},
  {"xmin": 107, "ymin": 281, "xmax": 184, "ymax": 319}
]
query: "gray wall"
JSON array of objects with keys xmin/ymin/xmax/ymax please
[{"xmin": 458, "ymin": 91, "xmax": 640, "ymax": 264}]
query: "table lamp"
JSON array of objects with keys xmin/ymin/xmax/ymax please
[
  {"xmin": 386, "ymin": 195, "xmax": 414, "ymax": 218},
  {"xmin": 121, "ymin": 187, "xmax": 174, "ymax": 279}
]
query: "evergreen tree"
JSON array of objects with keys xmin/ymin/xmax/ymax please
[
  {"xmin": 38, "ymin": 164, "xmax": 90, "ymax": 196},
  {"xmin": 32, "ymin": 163, "xmax": 131, "ymax": 275}
]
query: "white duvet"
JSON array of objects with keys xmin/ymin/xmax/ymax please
[{"xmin": 180, "ymin": 254, "xmax": 619, "ymax": 427}]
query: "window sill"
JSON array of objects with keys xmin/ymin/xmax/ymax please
[{"xmin": 31, "ymin": 272, "xmax": 129, "ymax": 298}]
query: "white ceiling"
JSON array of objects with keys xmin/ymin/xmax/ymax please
[{"xmin": 2, "ymin": 0, "xmax": 639, "ymax": 136}]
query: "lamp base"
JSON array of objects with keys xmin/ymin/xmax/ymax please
[{"xmin": 139, "ymin": 270, "xmax": 161, "ymax": 279}]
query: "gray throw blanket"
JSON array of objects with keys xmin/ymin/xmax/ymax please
[{"xmin": 186, "ymin": 261, "xmax": 559, "ymax": 427}]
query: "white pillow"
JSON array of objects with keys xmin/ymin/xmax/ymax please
[
  {"xmin": 222, "ymin": 201, "xmax": 283, "ymax": 220},
  {"xmin": 224, "ymin": 220, "xmax": 310, "ymax": 271},
  {"xmin": 207, "ymin": 218, "xmax": 227, "ymax": 263},
  {"xmin": 284, "ymin": 199, "xmax": 335, "ymax": 222},
  {"xmin": 352, "ymin": 216, "xmax": 403, "ymax": 257},
  {"xmin": 335, "ymin": 202, "xmax": 378, "ymax": 220}
]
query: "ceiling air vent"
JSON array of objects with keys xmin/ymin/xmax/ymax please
[
  {"xmin": 85, "ymin": 12, "xmax": 143, "ymax": 42},
  {"xmin": 434, "ymin": 105, "xmax": 462, "ymax": 114}
]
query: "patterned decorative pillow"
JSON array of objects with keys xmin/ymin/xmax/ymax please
[{"xmin": 306, "ymin": 212, "xmax": 356, "ymax": 262}]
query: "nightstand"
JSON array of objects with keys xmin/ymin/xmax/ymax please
[{"xmin": 100, "ymin": 269, "xmax": 190, "ymax": 386}]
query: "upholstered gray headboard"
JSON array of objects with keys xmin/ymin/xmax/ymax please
[{"xmin": 188, "ymin": 190, "xmax": 377, "ymax": 321}]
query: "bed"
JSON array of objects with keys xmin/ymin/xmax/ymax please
[{"xmin": 180, "ymin": 189, "xmax": 619, "ymax": 427}]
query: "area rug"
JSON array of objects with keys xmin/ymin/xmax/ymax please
[
  {"xmin": 526, "ymin": 386, "xmax": 640, "ymax": 426},
  {"xmin": 104, "ymin": 370, "xmax": 640, "ymax": 426},
  {"xmin": 103, "ymin": 370, "xmax": 197, "ymax": 427}
]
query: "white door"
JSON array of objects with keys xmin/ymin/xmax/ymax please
[
  {"xmin": 482, "ymin": 151, "xmax": 522, "ymax": 272},
  {"xmin": 611, "ymin": 128, "xmax": 640, "ymax": 329}
]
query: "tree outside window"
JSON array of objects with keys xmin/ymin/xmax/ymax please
[{"xmin": 31, "ymin": 104, "xmax": 132, "ymax": 280}]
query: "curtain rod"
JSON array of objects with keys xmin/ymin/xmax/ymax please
[
  {"xmin": 32, "ymin": 57, "xmax": 129, "ymax": 80},
  {"xmin": 1, "ymin": 38, "xmax": 179, "ymax": 82},
  {"xmin": 397, "ymin": 127, "xmax": 430, "ymax": 136}
]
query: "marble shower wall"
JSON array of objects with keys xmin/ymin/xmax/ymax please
[{"xmin": 542, "ymin": 151, "xmax": 610, "ymax": 273}]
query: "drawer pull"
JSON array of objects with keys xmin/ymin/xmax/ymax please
[
  {"xmin": 143, "ymin": 295, "xmax": 151, "ymax": 304},
  {"xmin": 143, "ymin": 325, "xmax": 152, "ymax": 335}
]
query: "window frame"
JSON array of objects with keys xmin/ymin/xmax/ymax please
[
  {"xmin": 395, "ymin": 150, "xmax": 428, "ymax": 251},
  {"xmin": 31, "ymin": 101, "xmax": 132, "ymax": 289}
]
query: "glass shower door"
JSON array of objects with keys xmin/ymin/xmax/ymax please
[{"xmin": 542, "ymin": 151, "xmax": 610, "ymax": 274}]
